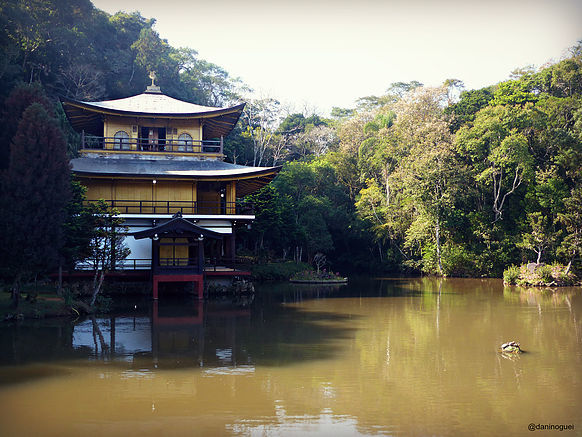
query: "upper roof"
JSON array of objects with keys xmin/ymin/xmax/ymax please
[{"xmin": 61, "ymin": 89, "xmax": 245, "ymax": 138}]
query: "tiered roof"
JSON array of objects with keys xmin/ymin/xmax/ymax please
[{"xmin": 61, "ymin": 89, "xmax": 245, "ymax": 138}]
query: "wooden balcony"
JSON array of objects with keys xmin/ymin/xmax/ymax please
[
  {"xmin": 86, "ymin": 200, "xmax": 254, "ymax": 215},
  {"xmin": 75, "ymin": 257, "xmax": 249, "ymax": 273},
  {"xmin": 81, "ymin": 135, "xmax": 223, "ymax": 155}
]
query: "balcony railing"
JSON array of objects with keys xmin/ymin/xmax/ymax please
[
  {"xmin": 76, "ymin": 257, "xmax": 248, "ymax": 271},
  {"xmin": 86, "ymin": 200, "xmax": 254, "ymax": 215},
  {"xmin": 81, "ymin": 135, "xmax": 223, "ymax": 154}
]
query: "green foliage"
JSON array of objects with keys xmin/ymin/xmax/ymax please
[
  {"xmin": 290, "ymin": 270, "xmax": 344, "ymax": 281},
  {"xmin": 0, "ymin": 98, "xmax": 71, "ymax": 303},
  {"xmin": 82, "ymin": 200, "xmax": 130, "ymax": 271},
  {"xmin": 517, "ymin": 212, "xmax": 557, "ymax": 264},
  {"xmin": 1, "ymin": 1, "xmax": 581, "ymax": 282},
  {"xmin": 444, "ymin": 88, "xmax": 494, "ymax": 132},
  {"xmin": 557, "ymin": 186, "xmax": 582, "ymax": 266},
  {"xmin": 537, "ymin": 265, "xmax": 554, "ymax": 283},
  {"xmin": 503, "ymin": 265, "xmax": 521, "ymax": 285},
  {"xmin": 250, "ymin": 262, "xmax": 311, "ymax": 281},
  {"xmin": 0, "ymin": 1, "xmax": 242, "ymax": 107}
]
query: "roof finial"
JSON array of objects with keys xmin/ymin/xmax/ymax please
[{"xmin": 146, "ymin": 71, "xmax": 161, "ymax": 94}]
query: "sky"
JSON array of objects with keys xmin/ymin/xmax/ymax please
[{"xmin": 92, "ymin": 0, "xmax": 582, "ymax": 115}]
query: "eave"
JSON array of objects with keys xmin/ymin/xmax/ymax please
[{"xmin": 61, "ymin": 97, "xmax": 245, "ymax": 139}]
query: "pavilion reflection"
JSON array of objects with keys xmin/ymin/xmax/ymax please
[{"xmin": 71, "ymin": 298, "xmax": 252, "ymax": 369}]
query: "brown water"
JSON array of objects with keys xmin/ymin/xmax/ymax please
[{"xmin": 1, "ymin": 278, "xmax": 581, "ymax": 436}]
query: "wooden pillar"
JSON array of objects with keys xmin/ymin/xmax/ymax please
[
  {"xmin": 198, "ymin": 239, "xmax": 204, "ymax": 273},
  {"xmin": 152, "ymin": 239, "xmax": 159, "ymax": 300},
  {"xmin": 226, "ymin": 181, "xmax": 236, "ymax": 214},
  {"xmin": 230, "ymin": 227, "xmax": 236, "ymax": 263},
  {"xmin": 153, "ymin": 276, "xmax": 159, "ymax": 300},
  {"xmin": 192, "ymin": 181, "xmax": 197, "ymax": 214},
  {"xmin": 196, "ymin": 278, "xmax": 204, "ymax": 301}
]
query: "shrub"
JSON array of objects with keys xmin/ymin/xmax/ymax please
[
  {"xmin": 536, "ymin": 265, "xmax": 554, "ymax": 283},
  {"xmin": 503, "ymin": 265, "xmax": 521, "ymax": 285},
  {"xmin": 290, "ymin": 270, "xmax": 344, "ymax": 281},
  {"xmin": 251, "ymin": 261, "xmax": 311, "ymax": 281}
]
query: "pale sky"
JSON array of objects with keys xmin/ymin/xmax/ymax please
[{"xmin": 92, "ymin": 0, "xmax": 582, "ymax": 115}]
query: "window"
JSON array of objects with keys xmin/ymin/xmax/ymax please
[
  {"xmin": 113, "ymin": 130, "xmax": 130, "ymax": 150},
  {"xmin": 177, "ymin": 133, "xmax": 193, "ymax": 152}
]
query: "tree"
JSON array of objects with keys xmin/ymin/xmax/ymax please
[
  {"xmin": 0, "ymin": 103, "xmax": 71, "ymax": 305},
  {"xmin": 58, "ymin": 181, "xmax": 98, "ymax": 290},
  {"xmin": 455, "ymin": 105, "xmax": 534, "ymax": 222},
  {"xmin": 55, "ymin": 64, "xmax": 106, "ymax": 100},
  {"xmin": 242, "ymin": 96, "xmax": 282, "ymax": 166},
  {"xmin": 0, "ymin": 82, "xmax": 54, "ymax": 169},
  {"xmin": 131, "ymin": 27, "xmax": 173, "ymax": 79},
  {"xmin": 517, "ymin": 212, "xmax": 556, "ymax": 264},
  {"xmin": 557, "ymin": 187, "xmax": 582, "ymax": 273},
  {"xmin": 444, "ymin": 87, "xmax": 493, "ymax": 132},
  {"xmin": 81, "ymin": 200, "xmax": 130, "ymax": 306}
]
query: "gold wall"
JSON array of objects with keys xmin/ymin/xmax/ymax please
[
  {"xmin": 103, "ymin": 116, "xmax": 201, "ymax": 151},
  {"xmin": 159, "ymin": 238, "xmax": 189, "ymax": 265},
  {"xmin": 81, "ymin": 177, "xmax": 241, "ymax": 215}
]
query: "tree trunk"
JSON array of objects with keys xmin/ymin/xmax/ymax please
[
  {"xmin": 435, "ymin": 218, "xmax": 443, "ymax": 276},
  {"xmin": 91, "ymin": 316, "xmax": 109, "ymax": 355},
  {"xmin": 536, "ymin": 250, "xmax": 542, "ymax": 265},
  {"xmin": 90, "ymin": 270, "xmax": 105, "ymax": 307},
  {"xmin": 11, "ymin": 274, "xmax": 22, "ymax": 308},
  {"xmin": 57, "ymin": 260, "xmax": 63, "ymax": 297},
  {"xmin": 565, "ymin": 260, "xmax": 572, "ymax": 275}
]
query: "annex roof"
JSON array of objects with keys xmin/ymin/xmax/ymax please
[
  {"xmin": 131, "ymin": 217, "xmax": 223, "ymax": 240},
  {"xmin": 71, "ymin": 157, "xmax": 282, "ymax": 197},
  {"xmin": 61, "ymin": 91, "xmax": 245, "ymax": 138}
]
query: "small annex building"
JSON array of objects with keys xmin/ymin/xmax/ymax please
[{"xmin": 62, "ymin": 79, "xmax": 281, "ymax": 299}]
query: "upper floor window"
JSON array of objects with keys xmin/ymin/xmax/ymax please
[
  {"xmin": 177, "ymin": 133, "xmax": 193, "ymax": 152},
  {"xmin": 114, "ymin": 130, "xmax": 130, "ymax": 150}
]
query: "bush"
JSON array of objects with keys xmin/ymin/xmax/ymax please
[
  {"xmin": 290, "ymin": 270, "xmax": 344, "ymax": 281},
  {"xmin": 442, "ymin": 244, "xmax": 477, "ymax": 277},
  {"xmin": 251, "ymin": 261, "xmax": 311, "ymax": 281},
  {"xmin": 537, "ymin": 265, "xmax": 554, "ymax": 283},
  {"xmin": 503, "ymin": 265, "xmax": 521, "ymax": 285}
]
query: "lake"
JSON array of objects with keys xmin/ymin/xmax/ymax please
[{"xmin": 1, "ymin": 278, "xmax": 581, "ymax": 436}]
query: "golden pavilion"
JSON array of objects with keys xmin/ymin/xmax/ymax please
[{"xmin": 62, "ymin": 80, "xmax": 280, "ymax": 299}]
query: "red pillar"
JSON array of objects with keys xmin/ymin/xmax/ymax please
[{"xmin": 197, "ymin": 278, "xmax": 204, "ymax": 301}]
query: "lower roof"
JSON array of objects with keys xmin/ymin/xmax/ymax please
[
  {"xmin": 131, "ymin": 217, "xmax": 223, "ymax": 240},
  {"xmin": 71, "ymin": 158, "xmax": 281, "ymax": 197}
]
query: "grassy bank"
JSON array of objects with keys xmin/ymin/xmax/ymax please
[
  {"xmin": 503, "ymin": 263, "xmax": 579, "ymax": 287},
  {"xmin": 0, "ymin": 289, "xmax": 71, "ymax": 320},
  {"xmin": 250, "ymin": 261, "xmax": 312, "ymax": 281}
]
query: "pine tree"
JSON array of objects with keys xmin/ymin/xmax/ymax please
[
  {"xmin": 0, "ymin": 83, "xmax": 54, "ymax": 169},
  {"xmin": 0, "ymin": 103, "xmax": 71, "ymax": 305}
]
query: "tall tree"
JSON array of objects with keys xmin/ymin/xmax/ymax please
[
  {"xmin": 0, "ymin": 102, "xmax": 71, "ymax": 305},
  {"xmin": 0, "ymin": 82, "xmax": 54, "ymax": 169}
]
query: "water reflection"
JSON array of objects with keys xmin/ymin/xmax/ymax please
[
  {"xmin": 0, "ymin": 289, "xmax": 360, "ymax": 372},
  {"xmin": 0, "ymin": 279, "xmax": 581, "ymax": 437}
]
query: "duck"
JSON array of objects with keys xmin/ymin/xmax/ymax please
[{"xmin": 500, "ymin": 341, "xmax": 522, "ymax": 353}]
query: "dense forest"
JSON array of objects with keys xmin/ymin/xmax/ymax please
[{"xmin": 1, "ymin": 0, "xmax": 581, "ymax": 282}]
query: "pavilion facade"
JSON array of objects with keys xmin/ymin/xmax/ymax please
[{"xmin": 62, "ymin": 81, "xmax": 280, "ymax": 299}]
